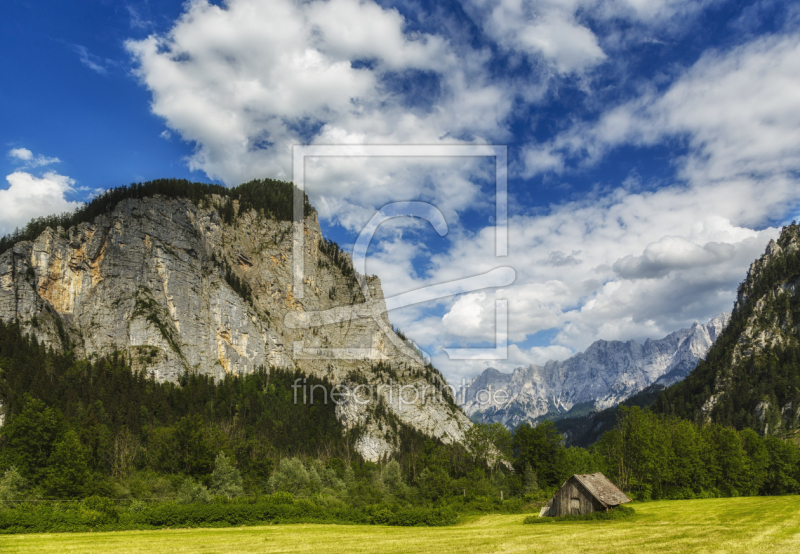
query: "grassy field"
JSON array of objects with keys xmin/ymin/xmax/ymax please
[{"xmin": 1, "ymin": 496, "xmax": 798, "ymax": 553}]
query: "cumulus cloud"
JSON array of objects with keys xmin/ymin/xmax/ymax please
[
  {"xmin": 421, "ymin": 206, "xmax": 776, "ymax": 380},
  {"xmin": 523, "ymin": 32, "xmax": 800, "ymax": 187},
  {"xmin": 8, "ymin": 148, "xmax": 60, "ymax": 168},
  {"xmin": 473, "ymin": 0, "xmax": 606, "ymax": 74},
  {"xmin": 462, "ymin": 0, "xmax": 720, "ymax": 75},
  {"xmin": 126, "ymin": 0, "xmax": 510, "ymax": 193},
  {"xmin": 612, "ymin": 237, "xmax": 736, "ymax": 279},
  {"xmin": 0, "ymin": 171, "xmax": 81, "ymax": 236}
]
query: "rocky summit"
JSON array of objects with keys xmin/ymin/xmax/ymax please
[
  {"xmin": 459, "ymin": 314, "xmax": 730, "ymax": 429},
  {"xmin": 653, "ymin": 223, "xmax": 800, "ymax": 436},
  {"xmin": 0, "ymin": 186, "xmax": 470, "ymax": 461}
]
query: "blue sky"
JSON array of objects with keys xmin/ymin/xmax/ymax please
[{"xmin": 3, "ymin": 0, "xmax": 800, "ymax": 381}]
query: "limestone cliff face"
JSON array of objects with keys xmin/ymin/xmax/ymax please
[
  {"xmin": 0, "ymin": 195, "xmax": 470, "ymax": 460},
  {"xmin": 730, "ymin": 236, "xmax": 800, "ymax": 367}
]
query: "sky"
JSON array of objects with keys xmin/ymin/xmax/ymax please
[{"xmin": 3, "ymin": 0, "xmax": 800, "ymax": 383}]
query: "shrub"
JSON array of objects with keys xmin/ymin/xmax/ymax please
[
  {"xmin": 268, "ymin": 491, "xmax": 295, "ymax": 505},
  {"xmin": 177, "ymin": 479, "xmax": 212, "ymax": 504},
  {"xmin": 128, "ymin": 500, "xmax": 146, "ymax": 513},
  {"xmin": 81, "ymin": 496, "xmax": 119, "ymax": 523}
]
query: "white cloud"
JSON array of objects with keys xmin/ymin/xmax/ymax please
[
  {"xmin": 0, "ymin": 171, "xmax": 81, "ymax": 235},
  {"xmin": 442, "ymin": 292, "xmax": 488, "ymax": 338},
  {"xmin": 510, "ymin": 344, "xmax": 574, "ymax": 366},
  {"xmin": 420, "ymin": 203, "xmax": 777, "ymax": 380},
  {"xmin": 462, "ymin": 0, "xmax": 719, "ymax": 75},
  {"xmin": 126, "ymin": 0, "xmax": 513, "ymax": 189},
  {"xmin": 523, "ymin": 33, "xmax": 800, "ymax": 187},
  {"xmin": 8, "ymin": 147, "xmax": 60, "ymax": 168},
  {"xmin": 9, "ymin": 148, "xmax": 33, "ymax": 161},
  {"xmin": 612, "ymin": 236, "xmax": 735, "ymax": 279},
  {"xmin": 478, "ymin": 0, "xmax": 606, "ymax": 74}
]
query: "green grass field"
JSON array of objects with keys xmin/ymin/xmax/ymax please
[{"xmin": 1, "ymin": 496, "xmax": 798, "ymax": 553}]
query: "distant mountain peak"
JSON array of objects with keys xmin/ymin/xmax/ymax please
[{"xmin": 459, "ymin": 314, "xmax": 729, "ymax": 429}]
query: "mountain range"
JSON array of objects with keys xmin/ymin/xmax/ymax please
[{"xmin": 459, "ymin": 314, "xmax": 730, "ymax": 429}]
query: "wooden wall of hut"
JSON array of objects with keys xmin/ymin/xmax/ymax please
[{"xmin": 548, "ymin": 477, "xmax": 606, "ymax": 516}]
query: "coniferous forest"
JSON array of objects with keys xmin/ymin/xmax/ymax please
[{"xmin": 0, "ymin": 314, "xmax": 799, "ymax": 532}]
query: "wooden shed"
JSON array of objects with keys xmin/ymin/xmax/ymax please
[{"xmin": 540, "ymin": 473, "xmax": 631, "ymax": 517}]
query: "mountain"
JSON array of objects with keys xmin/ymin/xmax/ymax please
[
  {"xmin": 459, "ymin": 314, "xmax": 729, "ymax": 429},
  {"xmin": 653, "ymin": 223, "xmax": 800, "ymax": 436},
  {"xmin": 0, "ymin": 179, "xmax": 470, "ymax": 461}
]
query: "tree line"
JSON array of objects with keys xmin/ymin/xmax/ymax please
[
  {"xmin": 1, "ymin": 319, "xmax": 799, "ymax": 510},
  {"xmin": 0, "ymin": 177, "xmax": 313, "ymax": 256}
]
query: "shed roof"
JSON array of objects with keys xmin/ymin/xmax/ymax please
[{"xmin": 572, "ymin": 473, "xmax": 631, "ymax": 507}]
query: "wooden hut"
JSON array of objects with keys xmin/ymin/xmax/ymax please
[{"xmin": 539, "ymin": 473, "xmax": 630, "ymax": 517}]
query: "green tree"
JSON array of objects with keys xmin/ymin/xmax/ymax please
[
  {"xmin": 762, "ymin": 435, "xmax": 800, "ymax": 495},
  {"xmin": 520, "ymin": 462, "xmax": 538, "ymax": 494},
  {"xmin": 464, "ymin": 422, "xmax": 512, "ymax": 471},
  {"xmin": 663, "ymin": 418, "xmax": 707, "ymax": 497},
  {"xmin": 0, "ymin": 396, "xmax": 63, "ymax": 482},
  {"xmin": 417, "ymin": 466, "xmax": 451, "ymax": 502},
  {"xmin": 512, "ymin": 421, "xmax": 565, "ymax": 488},
  {"xmin": 0, "ymin": 467, "xmax": 27, "ymax": 507},
  {"xmin": 268, "ymin": 458, "xmax": 310, "ymax": 494},
  {"xmin": 740, "ymin": 428, "xmax": 768, "ymax": 496},
  {"xmin": 706, "ymin": 426, "xmax": 749, "ymax": 496},
  {"xmin": 594, "ymin": 406, "xmax": 667, "ymax": 498},
  {"xmin": 43, "ymin": 429, "xmax": 90, "ymax": 498},
  {"xmin": 381, "ymin": 459, "xmax": 408, "ymax": 496},
  {"xmin": 173, "ymin": 415, "xmax": 217, "ymax": 476},
  {"xmin": 210, "ymin": 452, "xmax": 244, "ymax": 499},
  {"xmin": 177, "ymin": 478, "xmax": 212, "ymax": 504}
]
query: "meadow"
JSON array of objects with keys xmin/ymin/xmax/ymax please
[{"xmin": 1, "ymin": 496, "xmax": 797, "ymax": 553}]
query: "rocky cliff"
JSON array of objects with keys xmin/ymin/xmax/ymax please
[
  {"xmin": 654, "ymin": 223, "xmax": 800, "ymax": 436},
  {"xmin": 460, "ymin": 314, "xmax": 729, "ymax": 429},
  {"xmin": 0, "ymin": 187, "xmax": 470, "ymax": 460}
]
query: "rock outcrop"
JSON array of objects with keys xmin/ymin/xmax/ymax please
[
  {"xmin": 460, "ymin": 314, "xmax": 729, "ymax": 428},
  {"xmin": 651, "ymin": 223, "xmax": 800, "ymax": 436},
  {"xmin": 0, "ymin": 193, "xmax": 470, "ymax": 460}
]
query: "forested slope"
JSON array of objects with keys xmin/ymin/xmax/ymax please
[{"xmin": 653, "ymin": 223, "xmax": 800, "ymax": 435}]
